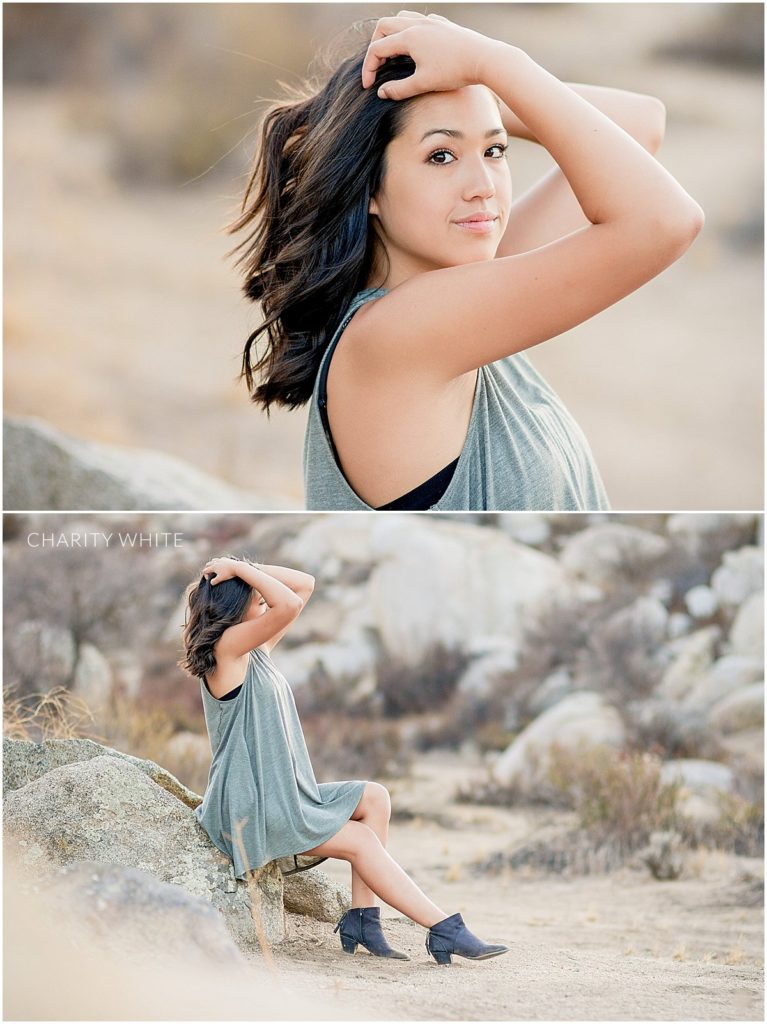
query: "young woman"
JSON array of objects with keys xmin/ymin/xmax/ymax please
[
  {"xmin": 180, "ymin": 554, "xmax": 508, "ymax": 964},
  {"xmin": 225, "ymin": 11, "xmax": 703, "ymax": 512}
]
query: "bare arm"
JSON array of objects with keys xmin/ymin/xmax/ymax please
[
  {"xmin": 497, "ymin": 83, "xmax": 667, "ymax": 257},
  {"xmin": 500, "ymin": 82, "xmax": 666, "ymax": 150},
  {"xmin": 252, "ymin": 563, "xmax": 315, "ymax": 652},
  {"xmin": 257, "ymin": 563, "xmax": 316, "ymax": 601},
  {"xmin": 203, "ymin": 557, "xmax": 303, "ymax": 658},
  {"xmin": 359, "ymin": 19, "xmax": 704, "ymax": 378}
]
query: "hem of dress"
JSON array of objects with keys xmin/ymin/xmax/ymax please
[{"xmin": 210, "ymin": 779, "xmax": 368, "ymax": 881}]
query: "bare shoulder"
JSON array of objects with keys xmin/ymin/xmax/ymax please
[
  {"xmin": 350, "ymin": 216, "xmax": 701, "ymax": 381},
  {"xmin": 205, "ymin": 642, "xmax": 250, "ymax": 699}
]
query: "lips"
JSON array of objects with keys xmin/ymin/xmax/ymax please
[{"xmin": 454, "ymin": 213, "xmax": 498, "ymax": 224}]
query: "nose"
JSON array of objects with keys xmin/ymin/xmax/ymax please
[{"xmin": 460, "ymin": 154, "xmax": 496, "ymax": 202}]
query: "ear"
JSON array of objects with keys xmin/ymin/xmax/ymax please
[{"xmin": 368, "ymin": 195, "xmax": 379, "ymax": 217}]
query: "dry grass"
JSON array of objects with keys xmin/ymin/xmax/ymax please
[
  {"xmin": 546, "ymin": 743, "xmax": 682, "ymax": 849},
  {"xmin": 2, "ymin": 680, "xmax": 98, "ymax": 741},
  {"xmin": 677, "ymin": 790, "xmax": 765, "ymax": 858}
]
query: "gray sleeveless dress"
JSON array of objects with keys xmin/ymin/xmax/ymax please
[
  {"xmin": 303, "ymin": 287, "xmax": 611, "ymax": 511},
  {"xmin": 194, "ymin": 646, "xmax": 366, "ymax": 880}
]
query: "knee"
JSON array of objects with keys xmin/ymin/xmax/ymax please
[
  {"xmin": 348, "ymin": 821, "xmax": 383, "ymax": 863},
  {"xmin": 366, "ymin": 781, "xmax": 392, "ymax": 821}
]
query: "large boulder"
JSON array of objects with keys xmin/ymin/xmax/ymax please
[
  {"xmin": 707, "ymin": 683, "xmax": 764, "ymax": 734},
  {"xmin": 367, "ymin": 515, "xmax": 569, "ymax": 669},
  {"xmin": 684, "ymin": 585, "xmax": 719, "ymax": 620},
  {"xmin": 282, "ymin": 868, "xmax": 351, "ymax": 922},
  {"xmin": 492, "ymin": 691, "xmax": 626, "ymax": 793},
  {"xmin": 270, "ymin": 638, "xmax": 377, "ymax": 704},
  {"xmin": 7, "ymin": 623, "xmax": 114, "ymax": 708},
  {"xmin": 3, "ymin": 414, "xmax": 289, "ymax": 511},
  {"xmin": 729, "ymin": 591, "xmax": 764, "ymax": 658},
  {"xmin": 710, "ymin": 546, "xmax": 763, "ymax": 607},
  {"xmin": 3, "ymin": 737, "xmax": 200, "ymax": 806},
  {"xmin": 455, "ymin": 644, "xmax": 520, "ymax": 701},
  {"xmin": 279, "ymin": 513, "xmax": 377, "ymax": 575},
  {"xmin": 682, "ymin": 655, "xmax": 764, "ymax": 714},
  {"xmin": 656, "ymin": 626, "xmax": 721, "ymax": 701},
  {"xmin": 666, "ymin": 514, "xmax": 756, "ymax": 557},
  {"xmin": 659, "ymin": 758, "xmax": 736, "ymax": 795},
  {"xmin": 3, "ymin": 740, "xmax": 285, "ymax": 947},
  {"xmin": 12, "ymin": 621, "xmax": 76, "ymax": 682},
  {"xmin": 559, "ymin": 523, "xmax": 670, "ymax": 589}
]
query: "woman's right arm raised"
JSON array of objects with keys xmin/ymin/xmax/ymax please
[{"xmin": 361, "ymin": 19, "xmax": 704, "ymax": 379}]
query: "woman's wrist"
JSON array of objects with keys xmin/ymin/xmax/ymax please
[{"xmin": 474, "ymin": 40, "xmax": 527, "ymax": 89}]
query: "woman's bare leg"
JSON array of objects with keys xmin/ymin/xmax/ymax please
[
  {"xmin": 299, "ymin": 818, "xmax": 448, "ymax": 929},
  {"xmin": 348, "ymin": 782, "xmax": 391, "ymax": 908}
]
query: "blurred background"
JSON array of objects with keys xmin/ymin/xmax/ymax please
[
  {"xmin": 4, "ymin": 509, "xmax": 764, "ymax": 1016},
  {"xmin": 3, "ymin": 2, "xmax": 764, "ymax": 509}
]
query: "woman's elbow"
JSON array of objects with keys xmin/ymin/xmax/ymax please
[
  {"xmin": 643, "ymin": 96, "xmax": 667, "ymax": 154},
  {"xmin": 657, "ymin": 201, "xmax": 706, "ymax": 261},
  {"xmin": 676, "ymin": 200, "xmax": 705, "ymax": 240}
]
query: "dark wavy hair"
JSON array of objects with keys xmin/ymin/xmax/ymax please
[
  {"xmin": 223, "ymin": 22, "xmax": 422, "ymax": 414},
  {"xmin": 177, "ymin": 555, "xmax": 258, "ymax": 680}
]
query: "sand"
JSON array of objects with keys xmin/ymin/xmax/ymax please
[{"xmin": 262, "ymin": 750, "xmax": 764, "ymax": 1020}]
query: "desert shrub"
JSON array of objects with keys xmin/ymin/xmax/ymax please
[
  {"xmin": 375, "ymin": 643, "xmax": 471, "ymax": 718},
  {"xmin": 301, "ymin": 711, "xmax": 409, "ymax": 780},
  {"xmin": 3, "ymin": 677, "xmax": 178, "ymax": 774},
  {"xmin": 3, "ymin": 681, "xmax": 97, "ymax": 742},
  {"xmin": 516, "ymin": 594, "xmax": 618, "ymax": 681},
  {"xmin": 546, "ymin": 743, "xmax": 682, "ymax": 852},
  {"xmin": 582, "ymin": 606, "xmax": 668, "ymax": 701},
  {"xmin": 677, "ymin": 791, "xmax": 764, "ymax": 857},
  {"xmin": 628, "ymin": 703, "xmax": 726, "ymax": 761}
]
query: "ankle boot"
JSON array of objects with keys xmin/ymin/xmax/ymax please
[
  {"xmin": 333, "ymin": 906, "xmax": 410, "ymax": 959},
  {"xmin": 425, "ymin": 912, "xmax": 509, "ymax": 965}
]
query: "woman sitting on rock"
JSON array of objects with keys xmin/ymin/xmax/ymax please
[{"xmin": 180, "ymin": 554, "xmax": 508, "ymax": 964}]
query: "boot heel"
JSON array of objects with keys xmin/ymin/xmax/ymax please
[
  {"xmin": 430, "ymin": 949, "xmax": 452, "ymax": 965},
  {"xmin": 340, "ymin": 934, "xmax": 358, "ymax": 954}
]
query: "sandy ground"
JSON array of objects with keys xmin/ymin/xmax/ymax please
[
  {"xmin": 4, "ymin": 3, "xmax": 762, "ymax": 509},
  {"xmin": 3, "ymin": 752, "xmax": 762, "ymax": 1021},
  {"xmin": 253, "ymin": 750, "xmax": 764, "ymax": 1021}
]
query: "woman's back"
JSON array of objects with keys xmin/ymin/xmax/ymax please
[
  {"xmin": 304, "ymin": 288, "xmax": 611, "ymax": 511},
  {"xmin": 195, "ymin": 646, "xmax": 366, "ymax": 879}
]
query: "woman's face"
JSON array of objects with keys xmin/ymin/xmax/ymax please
[
  {"xmin": 244, "ymin": 590, "xmax": 268, "ymax": 620},
  {"xmin": 369, "ymin": 85, "xmax": 511, "ymax": 288}
]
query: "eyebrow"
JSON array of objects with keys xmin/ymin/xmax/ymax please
[{"xmin": 419, "ymin": 127, "xmax": 507, "ymax": 143}]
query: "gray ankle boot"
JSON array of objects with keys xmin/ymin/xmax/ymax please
[
  {"xmin": 334, "ymin": 906, "xmax": 410, "ymax": 959},
  {"xmin": 426, "ymin": 912, "xmax": 509, "ymax": 965}
]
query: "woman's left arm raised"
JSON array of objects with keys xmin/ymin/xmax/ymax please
[
  {"xmin": 497, "ymin": 84, "xmax": 667, "ymax": 257},
  {"xmin": 257, "ymin": 563, "xmax": 316, "ymax": 603}
]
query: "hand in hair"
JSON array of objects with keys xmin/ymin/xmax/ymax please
[
  {"xmin": 362, "ymin": 11, "xmax": 499, "ymax": 101},
  {"xmin": 203, "ymin": 556, "xmax": 250, "ymax": 585}
]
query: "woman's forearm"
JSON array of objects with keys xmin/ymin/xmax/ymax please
[
  {"xmin": 500, "ymin": 83, "xmax": 666, "ymax": 153},
  {"xmin": 256, "ymin": 563, "xmax": 315, "ymax": 597},
  {"xmin": 481, "ymin": 43, "xmax": 702, "ymax": 228},
  {"xmin": 231, "ymin": 561, "xmax": 302, "ymax": 607}
]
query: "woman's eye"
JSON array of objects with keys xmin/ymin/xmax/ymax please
[{"xmin": 428, "ymin": 144, "xmax": 508, "ymax": 165}]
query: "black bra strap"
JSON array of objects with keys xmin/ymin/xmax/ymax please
[
  {"xmin": 376, "ymin": 456, "xmax": 460, "ymax": 511},
  {"xmin": 317, "ymin": 304, "xmax": 362, "ymax": 466},
  {"xmin": 317, "ymin": 297, "xmax": 460, "ymax": 510}
]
